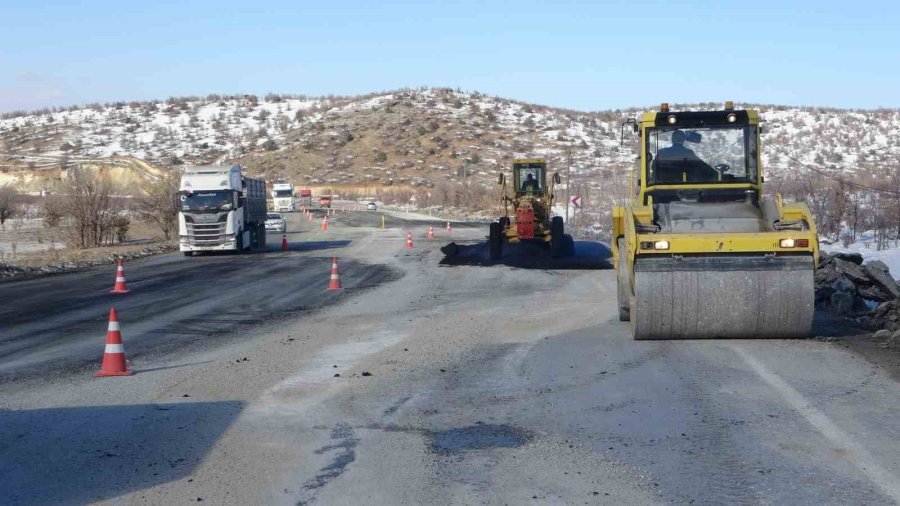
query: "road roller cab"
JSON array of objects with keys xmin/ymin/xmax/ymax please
[{"xmin": 612, "ymin": 103, "xmax": 819, "ymax": 339}]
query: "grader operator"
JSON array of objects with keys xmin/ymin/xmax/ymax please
[{"xmin": 612, "ymin": 103, "xmax": 819, "ymax": 339}]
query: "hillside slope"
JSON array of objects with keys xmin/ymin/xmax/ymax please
[{"xmin": 2, "ymin": 88, "xmax": 899, "ymax": 235}]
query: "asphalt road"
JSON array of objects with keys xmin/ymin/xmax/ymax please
[
  {"xmin": 2, "ymin": 207, "xmax": 899, "ymax": 505},
  {"xmin": 0, "ymin": 215, "xmax": 396, "ymax": 381}
]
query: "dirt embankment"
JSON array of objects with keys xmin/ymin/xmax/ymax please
[{"xmin": 0, "ymin": 242, "xmax": 176, "ymax": 280}]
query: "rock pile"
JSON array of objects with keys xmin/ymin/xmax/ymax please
[{"xmin": 815, "ymin": 252, "xmax": 900, "ymax": 330}]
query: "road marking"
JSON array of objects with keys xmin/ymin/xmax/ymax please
[{"xmin": 732, "ymin": 346, "xmax": 900, "ymax": 502}]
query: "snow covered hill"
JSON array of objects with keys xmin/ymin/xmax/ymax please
[{"xmin": 1, "ymin": 88, "xmax": 898, "ymax": 237}]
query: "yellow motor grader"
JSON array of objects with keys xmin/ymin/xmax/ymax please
[
  {"xmin": 613, "ymin": 103, "xmax": 819, "ymax": 339},
  {"xmin": 490, "ymin": 158, "xmax": 573, "ymax": 260}
]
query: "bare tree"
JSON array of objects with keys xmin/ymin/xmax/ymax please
[
  {"xmin": 46, "ymin": 167, "xmax": 127, "ymax": 248},
  {"xmin": 132, "ymin": 169, "xmax": 180, "ymax": 240},
  {"xmin": 0, "ymin": 184, "xmax": 19, "ymax": 229}
]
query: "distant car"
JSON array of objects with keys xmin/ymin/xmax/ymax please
[
  {"xmin": 265, "ymin": 212, "xmax": 286, "ymax": 233},
  {"xmin": 366, "ymin": 202, "xmax": 377, "ymax": 211}
]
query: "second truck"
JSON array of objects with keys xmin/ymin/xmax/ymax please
[
  {"xmin": 271, "ymin": 182, "xmax": 296, "ymax": 212},
  {"xmin": 612, "ymin": 103, "xmax": 818, "ymax": 340}
]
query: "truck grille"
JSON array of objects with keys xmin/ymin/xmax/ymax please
[{"xmin": 185, "ymin": 223, "xmax": 227, "ymax": 245}]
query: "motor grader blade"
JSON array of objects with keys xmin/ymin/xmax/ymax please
[{"xmin": 631, "ymin": 255, "xmax": 814, "ymax": 340}]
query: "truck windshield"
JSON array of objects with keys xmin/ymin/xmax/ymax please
[
  {"xmin": 274, "ymin": 190, "xmax": 293, "ymax": 197},
  {"xmin": 648, "ymin": 125, "xmax": 758, "ymax": 185},
  {"xmin": 181, "ymin": 191, "xmax": 234, "ymax": 213}
]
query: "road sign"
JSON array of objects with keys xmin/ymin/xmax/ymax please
[{"xmin": 571, "ymin": 195, "xmax": 582, "ymax": 209}]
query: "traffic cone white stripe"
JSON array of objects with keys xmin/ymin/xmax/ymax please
[
  {"xmin": 115, "ymin": 277, "xmax": 126, "ymax": 282},
  {"xmin": 108, "ymin": 321, "xmax": 120, "ymax": 331},
  {"xmin": 105, "ymin": 343, "xmax": 124, "ymax": 353}
]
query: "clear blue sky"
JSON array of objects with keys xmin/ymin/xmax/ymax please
[{"xmin": 1, "ymin": 0, "xmax": 897, "ymax": 113}]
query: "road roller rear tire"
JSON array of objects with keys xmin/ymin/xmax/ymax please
[{"xmin": 616, "ymin": 238, "xmax": 631, "ymax": 322}]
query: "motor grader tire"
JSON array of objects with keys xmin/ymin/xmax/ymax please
[
  {"xmin": 499, "ymin": 216, "xmax": 510, "ymax": 231},
  {"xmin": 550, "ymin": 216, "xmax": 565, "ymax": 258},
  {"xmin": 489, "ymin": 222, "xmax": 503, "ymax": 260}
]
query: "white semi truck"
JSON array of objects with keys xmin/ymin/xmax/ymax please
[
  {"xmin": 178, "ymin": 165, "xmax": 268, "ymax": 256},
  {"xmin": 272, "ymin": 182, "xmax": 296, "ymax": 212}
]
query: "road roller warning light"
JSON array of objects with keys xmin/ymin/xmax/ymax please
[
  {"xmin": 611, "ymin": 104, "xmax": 818, "ymax": 340},
  {"xmin": 780, "ymin": 238, "xmax": 809, "ymax": 248}
]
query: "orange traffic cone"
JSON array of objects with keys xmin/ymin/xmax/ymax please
[
  {"xmin": 95, "ymin": 308, "xmax": 133, "ymax": 377},
  {"xmin": 427, "ymin": 226, "xmax": 435, "ymax": 240},
  {"xmin": 327, "ymin": 257, "xmax": 342, "ymax": 291},
  {"xmin": 281, "ymin": 234, "xmax": 288, "ymax": 251},
  {"xmin": 406, "ymin": 232, "xmax": 414, "ymax": 249},
  {"xmin": 321, "ymin": 216, "xmax": 329, "ymax": 231},
  {"xmin": 446, "ymin": 221, "xmax": 452, "ymax": 233},
  {"xmin": 110, "ymin": 259, "xmax": 130, "ymax": 294}
]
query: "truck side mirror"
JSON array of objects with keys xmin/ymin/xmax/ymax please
[
  {"xmin": 553, "ymin": 173, "xmax": 561, "ymax": 184},
  {"xmin": 498, "ymin": 173, "xmax": 504, "ymax": 185}
]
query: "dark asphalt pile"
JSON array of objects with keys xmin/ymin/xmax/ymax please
[
  {"xmin": 816, "ymin": 252, "xmax": 900, "ymax": 331},
  {"xmin": 439, "ymin": 239, "xmax": 612, "ymax": 270}
]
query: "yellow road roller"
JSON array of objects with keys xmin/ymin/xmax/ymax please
[{"xmin": 612, "ymin": 103, "xmax": 818, "ymax": 339}]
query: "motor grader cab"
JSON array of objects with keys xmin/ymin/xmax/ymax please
[
  {"xmin": 489, "ymin": 158, "xmax": 573, "ymax": 260},
  {"xmin": 612, "ymin": 102, "xmax": 819, "ymax": 339}
]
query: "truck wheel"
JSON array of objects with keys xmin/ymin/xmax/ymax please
[
  {"xmin": 235, "ymin": 230, "xmax": 243, "ymax": 254},
  {"xmin": 255, "ymin": 224, "xmax": 261, "ymax": 250},
  {"xmin": 564, "ymin": 234, "xmax": 575, "ymax": 257},
  {"xmin": 617, "ymin": 238, "xmax": 631, "ymax": 321},
  {"xmin": 550, "ymin": 216, "xmax": 565, "ymax": 258},
  {"xmin": 183, "ymin": 251, "xmax": 193, "ymax": 257},
  {"xmin": 258, "ymin": 224, "xmax": 266, "ymax": 251},
  {"xmin": 489, "ymin": 222, "xmax": 503, "ymax": 260}
]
